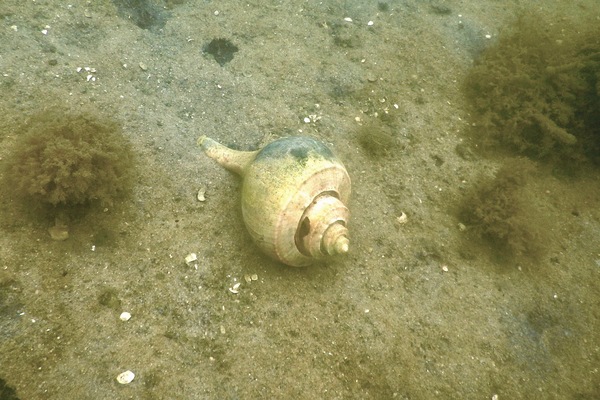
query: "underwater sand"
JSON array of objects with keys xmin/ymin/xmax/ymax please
[{"xmin": 1, "ymin": 0, "xmax": 599, "ymax": 399}]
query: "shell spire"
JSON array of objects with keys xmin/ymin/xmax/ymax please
[
  {"xmin": 323, "ymin": 222, "xmax": 350, "ymax": 255},
  {"xmin": 295, "ymin": 193, "xmax": 350, "ymax": 259}
]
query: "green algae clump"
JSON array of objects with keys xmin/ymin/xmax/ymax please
[{"xmin": 5, "ymin": 109, "xmax": 134, "ymax": 209}]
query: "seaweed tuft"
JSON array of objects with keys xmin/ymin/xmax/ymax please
[
  {"xmin": 458, "ymin": 158, "xmax": 549, "ymax": 264},
  {"xmin": 462, "ymin": 14, "xmax": 600, "ymax": 167},
  {"xmin": 3, "ymin": 109, "xmax": 135, "ymax": 215}
]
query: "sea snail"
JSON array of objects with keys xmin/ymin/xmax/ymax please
[{"xmin": 198, "ymin": 136, "xmax": 351, "ymax": 267}]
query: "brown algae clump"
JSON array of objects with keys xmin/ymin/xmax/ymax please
[
  {"xmin": 458, "ymin": 158, "xmax": 549, "ymax": 264},
  {"xmin": 4, "ymin": 109, "xmax": 134, "ymax": 220},
  {"xmin": 463, "ymin": 14, "xmax": 600, "ymax": 165}
]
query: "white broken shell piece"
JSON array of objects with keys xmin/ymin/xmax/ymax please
[
  {"xmin": 120, "ymin": 311, "xmax": 131, "ymax": 321},
  {"xmin": 197, "ymin": 185, "xmax": 207, "ymax": 202},
  {"xmin": 184, "ymin": 253, "xmax": 197, "ymax": 265},
  {"xmin": 228, "ymin": 282, "xmax": 241, "ymax": 294},
  {"xmin": 396, "ymin": 212, "xmax": 408, "ymax": 224},
  {"xmin": 116, "ymin": 370, "xmax": 135, "ymax": 384}
]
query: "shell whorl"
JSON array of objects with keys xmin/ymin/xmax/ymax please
[{"xmin": 296, "ymin": 193, "xmax": 350, "ymax": 259}]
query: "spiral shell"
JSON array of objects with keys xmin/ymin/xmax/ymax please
[{"xmin": 199, "ymin": 136, "xmax": 351, "ymax": 266}]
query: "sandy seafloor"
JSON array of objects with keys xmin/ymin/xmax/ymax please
[{"xmin": 0, "ymin": 0, "xmax": 599, "ymax": 399}]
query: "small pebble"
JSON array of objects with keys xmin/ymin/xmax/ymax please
[
  {"xmin": 48, "ymin": 225, "xmax": 69, "ymax": 241},
  {"xmin": 120, "ymin": 311, "xmax": 131, "ymax": 321}
]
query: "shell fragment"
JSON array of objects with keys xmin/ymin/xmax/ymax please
[
  {"xmin": 228, "ymin": 282, "xmax": 241, "ymax": 294},
  {"xmin": 197, "ymin": 186, "xmax": 207, "ymax": 201},
  {"xmin": 185, "ymin": 253, "xmax": 197, "ymax": 265},
  {"xmin": 116, "ymin": 370, "xmax": 135, "ymax": 384},
  {"xmin": 396, "ymin": 212, "xmax": 408, "ymax": 224}
]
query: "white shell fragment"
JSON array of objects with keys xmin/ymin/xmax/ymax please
[
  {"xmin": 228, "ymin": 282, "xmax": 241, "ymax": 294},
  {"xmin": 120, "ymin": 311, "xmax": 131, "ymax": 321},
  {"xmin": 197, "ymin": 186, "xmax": 207, "ymax": 202},
  {"xmin": 396, "ymin": 212, "xmax": 408, "ymax": 224},
  {"xmin": 185, "ymin": 253, "xmax": 197, "ymax": 265},
  {"xmin": 116, "ymin": 370, "xmax": 135, "ymax": 384}
]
